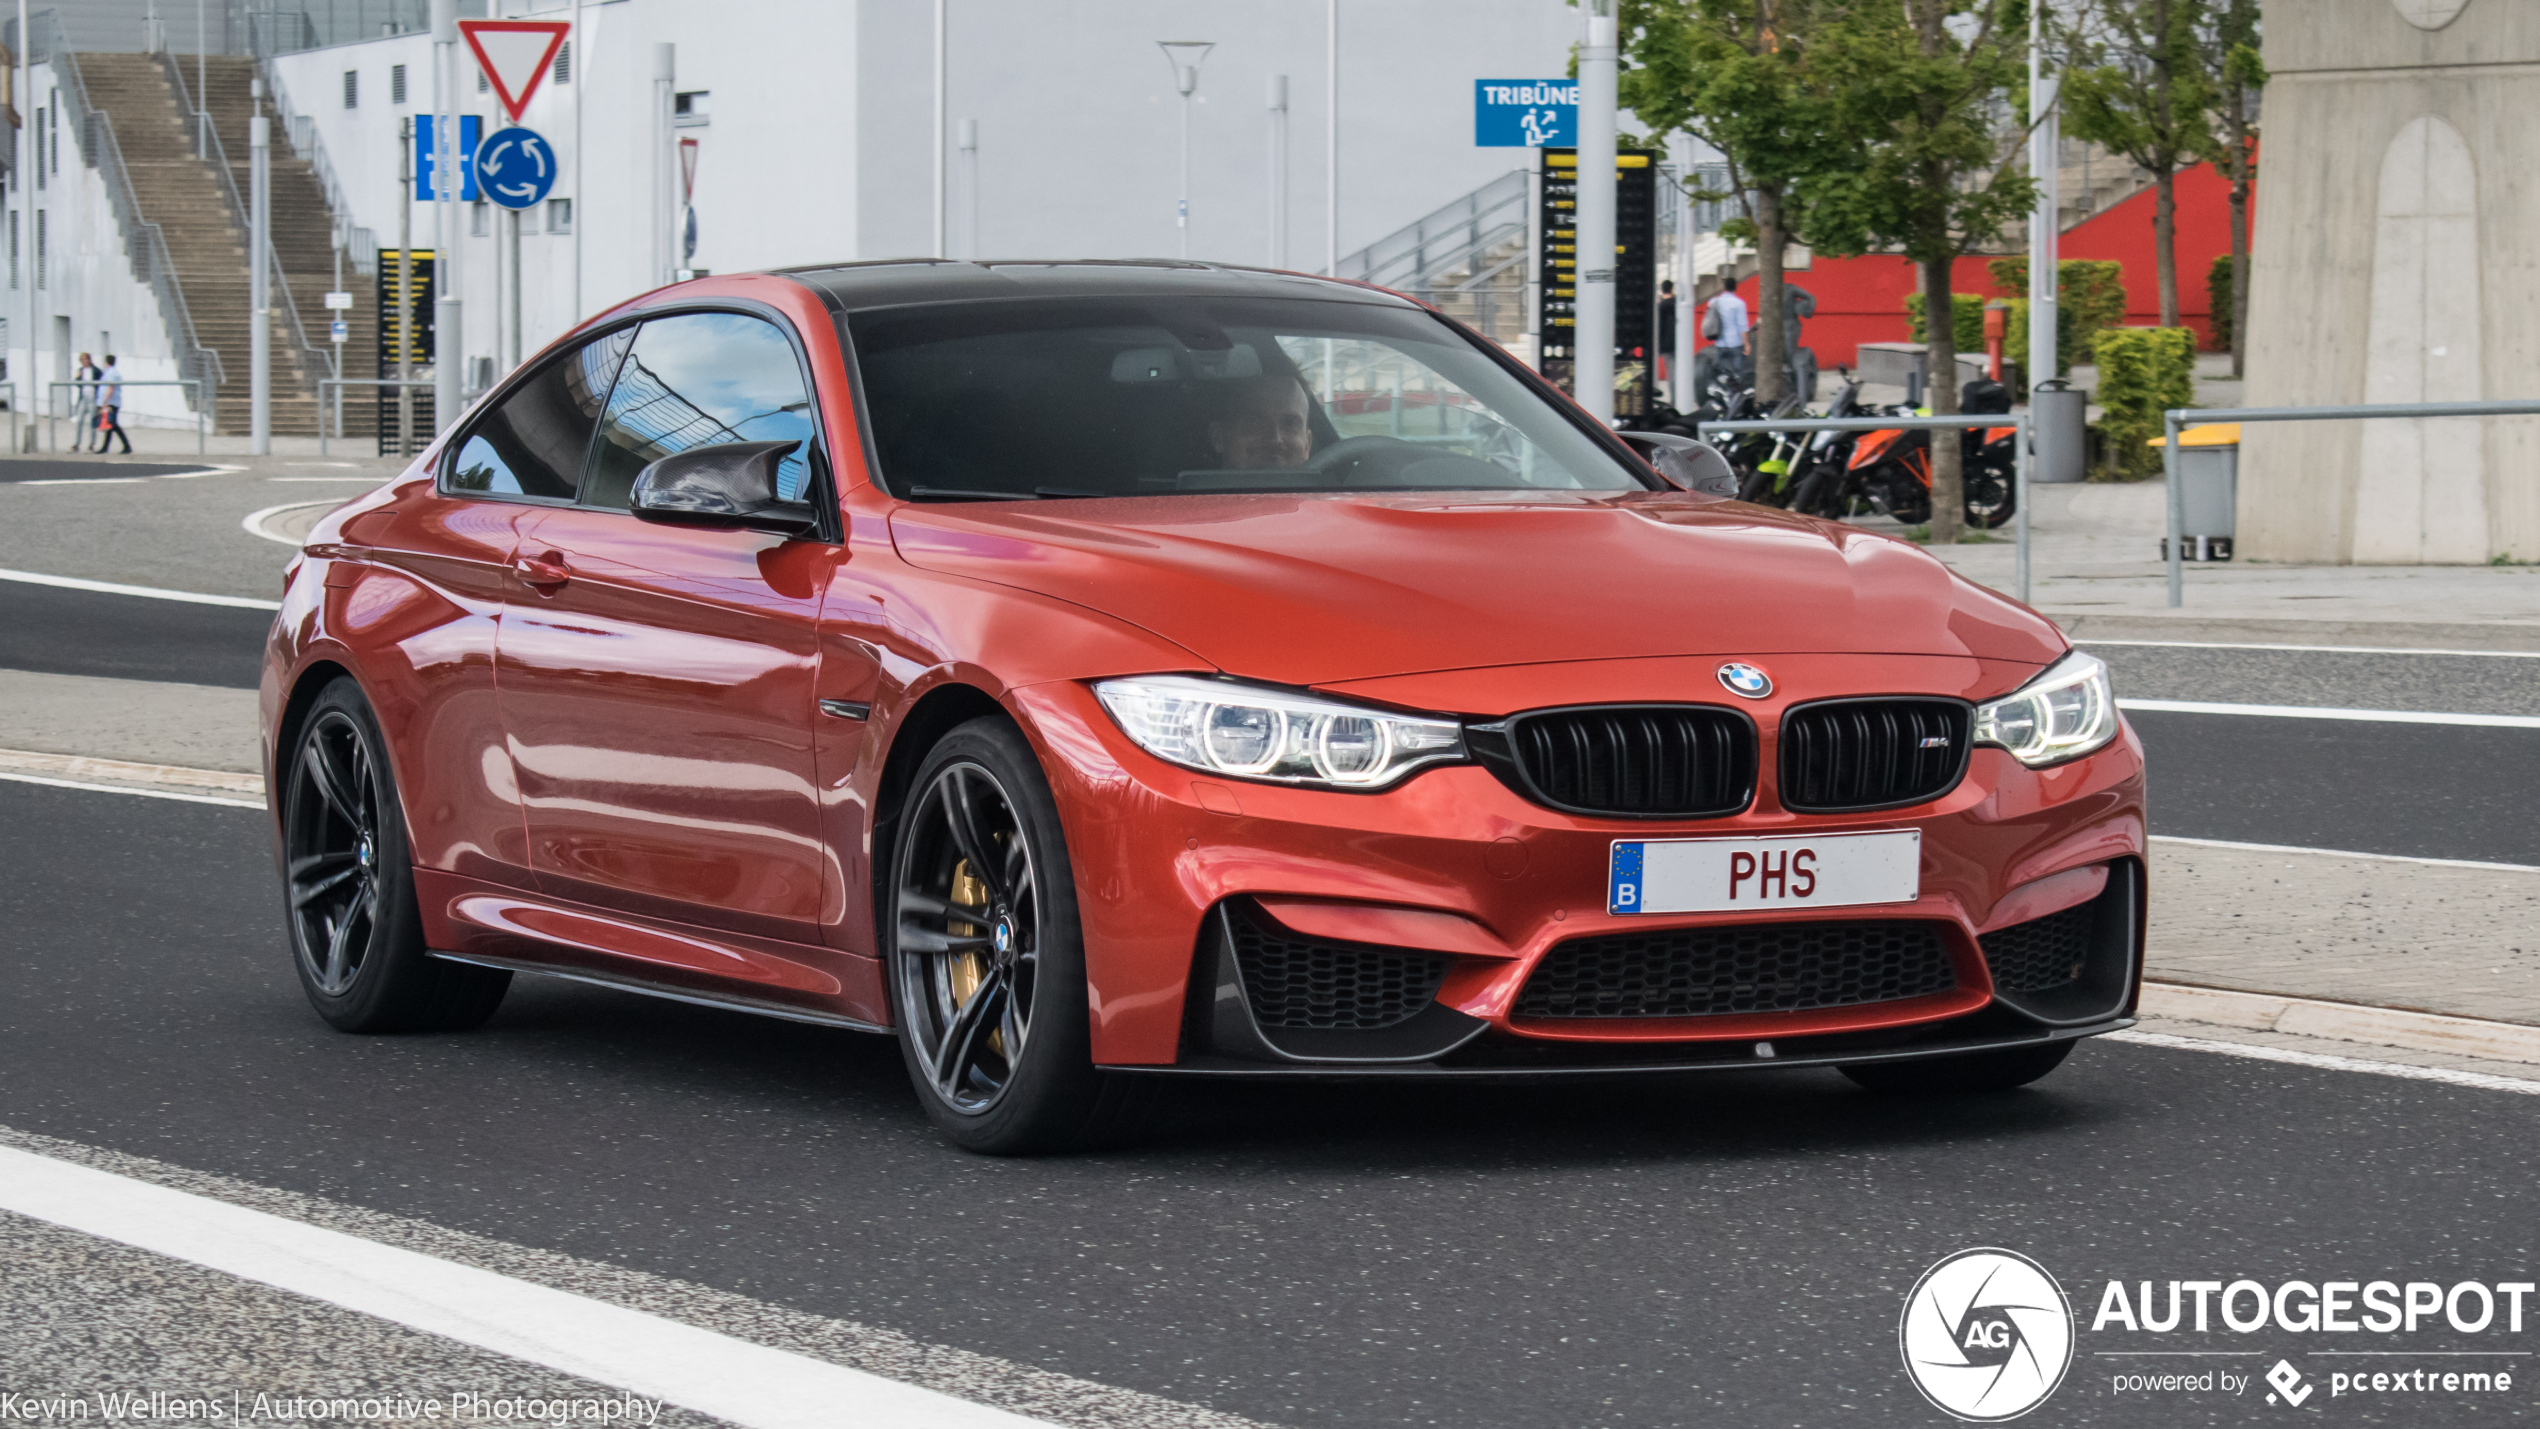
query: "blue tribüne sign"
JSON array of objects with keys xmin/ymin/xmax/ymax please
[
  {"xmin": 1475, "ymin": 79, "xmax": 1577, "ymax": 147},
  {"xmin": 413, "ymin": 114, "xmax": 483, "ymax": 202},
  {"xmin": 476, "ymin": 126, "xmax": 559, "ymax": 210}
]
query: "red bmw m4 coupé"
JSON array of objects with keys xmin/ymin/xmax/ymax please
[{"xmin": 262, "ymin": 261, "xmax": 2144, "ymax": 1152}]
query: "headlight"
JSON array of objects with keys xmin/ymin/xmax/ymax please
[
  {"xmin": 1094, "ymin": 675, "xmax": 1466, "ymax": 789},
  {"xmin": 1974, "ymin": 650, "xmax": 2120, "ymax": 767}
]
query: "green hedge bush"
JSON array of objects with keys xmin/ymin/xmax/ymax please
[
  {"xmin": 2091, "ymin": 326, "xmax": 2197, "ymax": 478},
  {"xmin": 1904, "ymin": 292, "xmax": 1987, "ymax": 355},
  {"xmin": 1986, "ymin": 257, "xmax": 2128, "ymax": 362}
]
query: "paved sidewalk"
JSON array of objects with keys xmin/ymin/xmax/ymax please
[{"xmin": 1880, "ymin": 481, "xmax": 2540, "ymax": 631}]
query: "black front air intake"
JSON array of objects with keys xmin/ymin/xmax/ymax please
[
  {"xmin": 1777, "ymin": 698, "xmax": 1974, "ymax": 813},
  {"xmin": 1514, "ymin": 920, "xmax": 1958, "ymax": 1019},
  {"xmin": 1473, "ymin": 705, "xmax": 1757, "ymax": 819},
  {"xmin": 1225, "ymin": 900, "xmax": 1448, "ymax": 1032}
]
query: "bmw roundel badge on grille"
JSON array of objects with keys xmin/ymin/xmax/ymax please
[{"xmin": 1717, "ymin": 662, "xmax": 1773, "ymax": 699}]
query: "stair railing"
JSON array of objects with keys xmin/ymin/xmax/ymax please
[
  {"xmin": 39, "ymin": 21, "xmax": 228, "ymax": 418},
  {"xmin": 263, "ymin": 60, "xmax": 377, "ymax": 281},
  {"xmin": 1334, "ymin": 170, "xmax": 1529, "ymax": 296},
  {"xmin": 160, "ymin": 49, "xmax": 332, "ymax": 403}
]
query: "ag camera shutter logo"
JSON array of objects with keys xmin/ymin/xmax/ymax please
[{"xmin": 1900, "ymin": 1248, "xmax": 2075, "ymax": 1421}]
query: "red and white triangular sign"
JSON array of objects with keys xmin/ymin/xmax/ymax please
[{"xmin": 458, "ymin": 19, "xmax": 571, "ymax": 124}]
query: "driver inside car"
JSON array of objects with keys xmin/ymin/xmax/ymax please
[{"xmin": 1204, "ymin": 374, "xmax": 1315, "ymax": 470}]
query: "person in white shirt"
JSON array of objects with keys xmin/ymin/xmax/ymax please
[
  {"xmin": 93, "ymin": 356, "xmax": 132, "ymax": 454},
  {"xmin": 1706, "ymin": 281, "xmax": 1750, "ymax": 355}
]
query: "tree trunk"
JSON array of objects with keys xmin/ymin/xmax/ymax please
[
  {"xmin": 2153, "ymin": 166, "xmax": 2180, "ymax": 330},
  {"xmin": 2228, "ymin": 148, "xmax": 2252, "ymax": 379},
  {"xmin": 1753, "ymin": 184, "xmax": 1788, "ymax": 405},
  {"xmin": 1922, "ymin": 255, "xmax": 1963, "ymax": 545}
]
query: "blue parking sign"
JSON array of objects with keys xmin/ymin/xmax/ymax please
[{"xmin": 1475, "ymin": 79, "xmax": 1577, "ymax": 147}]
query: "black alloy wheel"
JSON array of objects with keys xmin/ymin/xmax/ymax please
[
  {"xmin": 886, "ymin": 717, "xmax": 1157, "ymax": 1154},
  {"xmin": 282, "ymin": 679, "xmax": 509, "ymax": 1032}
]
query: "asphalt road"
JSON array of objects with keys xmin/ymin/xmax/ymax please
[
  {"xmin": 4, "ymin": 780, "xmax": 2536, "ymax": 1428},
  {"xmin": 0, "ymin": 581, "xmax": 272, "ymax": 689}
]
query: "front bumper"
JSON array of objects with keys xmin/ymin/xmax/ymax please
[{"xmin": 1008, "ymin": 655, "xmax": 2147, "ymax": 1069}]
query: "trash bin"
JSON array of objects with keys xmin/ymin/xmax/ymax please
[
  {"xmin": 2155, "ymin": 423, "xmax": 2240, "ymax": 561},
  {"xmin": 2031, "ymin": 380, "xmax": 2086, "ymax": 484}
]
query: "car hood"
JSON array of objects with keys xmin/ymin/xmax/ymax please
[{"xmin": 886, "ymin": 490, "xmax": 2064, "ymax": 688}]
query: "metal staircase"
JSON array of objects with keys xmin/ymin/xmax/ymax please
[{"xmin": 1333, "ymin": 170, "xmax": 1531, "ymax": 347}]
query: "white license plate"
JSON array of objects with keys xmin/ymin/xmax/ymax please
[{"xmin": 1607, "ymin": 831, "xmax": 1922, "ymax": 915}]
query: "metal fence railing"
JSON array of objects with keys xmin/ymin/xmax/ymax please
[
  {"xmin": 49, "ymin": 381, "xmax": 211, "ymax": 455},
  {"xmin": 1697, "ymin": 412, "xmax": 2038, "ymax": 604},
  {"xmin": 317, "ymin": 378, "xmax": 434, "ymax": 457},
  {"xmin": 2159, "ymin": 400, "xmax": 2540, "ymax": 607}
]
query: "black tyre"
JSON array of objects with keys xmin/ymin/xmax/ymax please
[
  {"xmin": 1963, "ymin": 463, "xmax": 2016, "ymax": 529},
  {"xmin": 1839, "ymin": 1040, "xmax": 2072, "ymax": 1094},
  {"xmin": 282, "ymin": 678, "xmax": 510, "ymax": 1032},
  {"xmin": 885, "ymin": 717, "xmax": 1158, "ymax": 1154},
  {"xmin": 1787, "ymin": 465, "xmax": 1839, "ymax": 518}
]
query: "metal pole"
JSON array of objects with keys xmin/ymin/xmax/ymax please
[
  {"xmin": 652, "ymin": 42, "xmax": 674, "ymax": 286},
  {"xmin": 506, "ymin": 206, "xmax": 520, "ymax": 370},
  {"xmin": 957, "ymin": 118, "xmax": 977, "ymax": 260},
  {"xmin": 569, "ymin": 0, "xmax": 582, "ymax": 321},
  {"xmin": 196, "ymin": 379, "xmax": 204, "ymax": 455},
  {"xmin": 195, "ymin": 0, "xmax": 206, "ymax": 158},
  {"xmin": 2015, "ymin": 414, "xmax": 2032, "ymax": 605},
  {"xmin": 1266, "ymin": 75, "xmax": 1287, "ymax": 268},
  {"xmin": 1324, "ymin": 0, "xmax": 1336, "ymax": 273},
  {"xmin": 1573, "ymin": 0, "xmax": 1617, "ymax": 424},
  {"xmin": 2163, "ymin": 409, "xmax": 2184, "ymax": 606},
  {"xmin": 932, "ymin": 0, "xmax": 946, "ymax": 259},
  {"xmin": 251, "ymin": 105, "xmax": 271, "ymax": 454},
  {"xmin": 398, "ymin": 114, "xmax": 414, "ymax": 458},
  {"xmin": 432, "ymin": 0, "xmax": 459, "ymax": 433},
  {"xmin": 1178, "ymin": 85, "xmax": 1191, "ymax": 258},
  {"xmin": 2027, "ymin": 0, "xmax": 2057, "ymax": 396},
  {"xmin": 20, "ymin": 0, "xmax": 33, "ymax": 451}
]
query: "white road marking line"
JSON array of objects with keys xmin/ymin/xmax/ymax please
[
  {"xmin": 2149, "ymin": 833, "xmax": 2540, "ymax": 874},
  {"xmin": 0, "ymin": 1144, "xmax": 1055, "ymax": 1429},
  {"xmin": 2107, "ymin": 1029, "xmax": 2540, "ymax": 1097},
  {"xmin": 268, "ymin": 476, "xmax": 390, "ymax": 482},
  {"xmin": 18, "ymin": 477, "xmax": 152, "ymax": 485},
  {"xmin": 242, "ymin": 499, "xmax": 339, "ymax": 548},
  {"xmin": 0, "ymin": 771, "xmax": 264, "ymax": 809},
  {"xmin": 2118, "ymin": 698, "xmax": 2540, "ymax": 729},
  {"xmin": 2081, "ymin": 638, "xmax": 2540, "ymax": 659},
  {"xmin": 0, "ymin": 566, "xmax": 281, "ymax": 610}
]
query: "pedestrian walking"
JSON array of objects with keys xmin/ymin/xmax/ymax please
[
  {"xmin": 1656, "ymin": 280, "xmax": 1677, "ymax": 386},
  {"xmin": 94, "ymin": 356, "xmax": 132, "ymax": 455},
  {"xmin": 72, "ymin": 352, "xmax": 101, "ymax": 447}
]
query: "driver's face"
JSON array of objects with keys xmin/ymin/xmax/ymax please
[{"xmin": 1209, "ymin": 381, "xmax": 1313, "ymax": 469}]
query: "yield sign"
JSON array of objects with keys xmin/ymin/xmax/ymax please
[{"xmin": 458, "ymin": 19, "xmax": 570, "ymax": 124}]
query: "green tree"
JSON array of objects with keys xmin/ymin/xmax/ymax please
[
  {"xmin": 1619, "ymin": 0, "xmax": 1844, "ymax": 405},
  {"xmin": 2059, "ymin": 0, "xmax": 2217, "ymax": 331},
  {"xmin": 2204, "ymin": 0, "xmax": 2263, "ymax": 376},
  {"xmin": 1801, "ymin": 0, "xmax": 2037, "ymax": 542}
]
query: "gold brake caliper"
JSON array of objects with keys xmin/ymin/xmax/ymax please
[{"xmin": 946, "ymin": 857, "xmax": 1005, "ymax": 1056}]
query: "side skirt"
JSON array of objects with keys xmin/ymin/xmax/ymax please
[{"xmin": 429, "ymin": 951, "xmax": 893, "ymax": 1034}]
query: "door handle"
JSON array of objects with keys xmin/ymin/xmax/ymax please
[{"xmin": 513, "ymin": 552, "xmax": 571, "ymax": 589}]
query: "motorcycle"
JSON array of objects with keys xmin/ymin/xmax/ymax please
[
  {"xmin": 1788, "ymin": 380, "xmax": 2016, "ymax": 529},
  {"xmin": 1745, "ymin": 379, "xmax": 1865, "ymax": 509}
]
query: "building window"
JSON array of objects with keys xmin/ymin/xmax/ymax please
[
  {"xmin": 343, "ymin": 70, "xmax": 358, "ymax": 109},
  {"xmin": 554, "ymin": 42, "xmax": 570, "ymax": 85},
  {"xmin": 49, "ymin": 93, "xmax": 60, "ymax": 176},
  {"xmin": 476, "ymin": 67, "xmax": 489, "ymax": 94},
  {"xmin": 471, "ymin": 200, "xmax": 490, "ymax": 237},
  {"xmin": 673, "ymin": 91, "xmax": 709, "ymax": 128},
  {"xmin": 7, "ymin": 210, "xmax": 15, "ymax": 289},
  {"xmin": 391, "ymin": 64, "xmax": 407, "ymax": 105},
  {"xmin": 35, "ymin": 210, "xmax": 46, "ymax": 289},
  {"xmin": 545, "ymin": 196, "xmax": 572, "ymax": 234},
  {"xmin": 31, "ymin": 108, "xmax": 41, "ymax": 189}
]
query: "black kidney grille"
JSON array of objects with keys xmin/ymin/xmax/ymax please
[
  {"xmin": 1979, "ymin": 901, "xmax": 2095, "ymax": 993},
  {"xmin": 1779, "ymin": 699, "xmax": 1973, "ymax": 813},
  {"xmin": 1505, "ymin": 706, "xmax": 1755, "ymax": 817},
  {"xmin": 1227, "ymin": 903, "xmax": 1448, "ymax": 1031},
  {"xmin": 1515, "ymin": 920, "xmax": 1957, "ymax": 1019}
]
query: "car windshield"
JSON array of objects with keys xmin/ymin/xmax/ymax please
[{"xmin": 844, "ymin": 295, "xmax": 1650, "ymax": 500}]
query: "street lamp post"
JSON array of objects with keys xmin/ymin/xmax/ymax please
[
  {"xmin": 1574, "ymin": 0, "xmax": 1618, "ymax": 425},
  {"xmin": 1156, "ymin": 41, "xmax": 1214, "ymax": 259}
]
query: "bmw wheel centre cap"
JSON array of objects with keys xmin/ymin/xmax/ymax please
[{"xmin": 1717, "ymin": 662, "xmax": 1773, "ymax": 699}]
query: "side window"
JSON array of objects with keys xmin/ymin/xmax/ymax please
[
  {"xmin": 582, "ymin": 312, "xmax": 816, "ymax": 511},
  {"xmin": 445, "ymin": 329, "xmax": 633, "ymax": 499}
]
